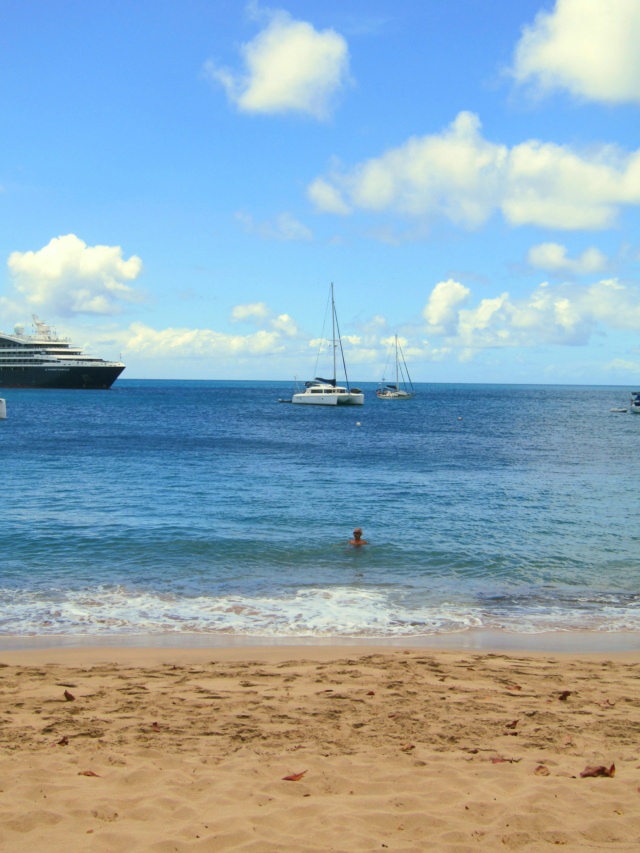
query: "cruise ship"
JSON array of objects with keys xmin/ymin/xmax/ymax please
[{"xmin": 0, "ymin": 316, "xmax": 125, "ymax": 389}]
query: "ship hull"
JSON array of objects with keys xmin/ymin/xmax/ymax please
[{"xmin": 0, "ymin": 364, "xmax": 125, "ymax": 389}]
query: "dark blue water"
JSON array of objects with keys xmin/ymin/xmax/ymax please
[{"xmin": 1, "ymin": 380, "xmax": 639, "ymax": 639}]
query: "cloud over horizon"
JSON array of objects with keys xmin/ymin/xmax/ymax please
[
  {"xmin": 423, "ymin": 276, "xmax": 640, "ymax": 351},
  {"xmin": 6, "ymin": 234, "xmax": 144, "ymax": 317}
]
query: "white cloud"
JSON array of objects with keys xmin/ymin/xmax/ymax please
[
  {"xmin": 511, "ymin": 0, "xmax": 640, "ymax": 104},
  {"xmin": 231, "ymin": 303, "xmax": 300, "ymax": 337},
  {"xmin": 423, "ymin": 278, "xmax": 471, "ymax": 333},
  {"xmin": 270, "ymin": 313, "xmax": 300, "ymax": 336},
  {"xmin": 307, "ymin": 178, "xmax": 351, "ymax": 215},
  {"xmin": 308, "ymin": 111, "xmax": 640, "ymax": 231},
  {"xmin": 7, "ymin": 234, "xmax": 143, "ymax": 316},
  {"xmin": 527, "ymin": 242, "xmax": 608, "ymax": 274},
  {"xmin": 231, "ymin": 301, "xmax": 270, "ymax": 322},
  {"xmin": 607, "ymin": 358, "xmax": 640, "ymax": 373},
  {"xmin": 122, "ymin": 322, "xmax": 284, "ymax": 357},
  {"xmin": 423, "ymin": 276, "xmax": 640, "ymax": 351},
  {"xmin": 205, "ymin": 8, "xmax": 350, "ymax": 119},
  {"xmin": 236, "ymin": 210, "xmax": 313, "ymax": 240}
]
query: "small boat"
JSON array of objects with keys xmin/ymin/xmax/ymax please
[
  {"xmin": 291, "ymin": 284, "xmax": 363, "ymax": 406},
  {"xmin": 376, "ymin": 335, "xmax": 415, "ymax": 400},
  {"xmin": 630, "ymin": 391, "xmax": 640, "ymax": 414}
]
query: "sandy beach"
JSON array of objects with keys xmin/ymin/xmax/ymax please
[{"xmin": 1, "ymin": 642, "xmax": 640, "ymax": 852}]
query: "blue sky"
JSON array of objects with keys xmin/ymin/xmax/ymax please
[{"xmin": 2, "ymin": 0, "xmax": 640, "ymax": 383}]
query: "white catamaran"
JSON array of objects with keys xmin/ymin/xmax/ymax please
[
  {"xmin": 376, "ymin": 335, "xmax": 415, "ymax": 400},
  {"xmin": 291, "ymin": 284, "xmax": 364, "ymax": 406}
]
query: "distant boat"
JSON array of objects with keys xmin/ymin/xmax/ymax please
[
  {"xmin": 0, "ymin": 315, "xmax": 124, "ymax": 389},
  {"xmin": 290, "ymin": 284, "xmax": 364, "ymax": 406},
  {"xmin": 630, "ymin": 391, "xmax": 640, "ymax": 414},
  {"xmin": 376, "ymin": 335, "xmax": 415, "ymax": 400}
]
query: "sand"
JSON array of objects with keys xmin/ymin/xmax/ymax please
[{"xmin": 1, "ymin": 643, "xmax": 640, "ymax": 852}]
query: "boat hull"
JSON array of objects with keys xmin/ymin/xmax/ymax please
[
  {"xmin": 376, "ymin": 390, "xmax": 414, "ymax": 400},
  {"xmin": 0, "ymin": 364, "xmax": 125, "ymax": 390},
  {"xmin": 292, "ymin": 390, "xmax": 363, "ymax": 405}
]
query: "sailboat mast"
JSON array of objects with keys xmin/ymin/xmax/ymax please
[
  {"xmin": 395, "ymin": 335, "xmax": 399, "ymax": 389},
  {"xmin": 331, "ymin": 282, "xmax": 337, "ymax": 384}
]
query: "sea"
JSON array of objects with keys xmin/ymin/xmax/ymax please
[{"xmin": 1, "ymin": 380, "xmax": 639, "ymax": 651}]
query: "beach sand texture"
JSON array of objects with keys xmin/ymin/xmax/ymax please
[{"xmin": 1, "ymin": 647, "xmax": 640, "ymax": 852}]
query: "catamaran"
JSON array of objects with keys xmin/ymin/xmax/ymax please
[{"xmin": 290, "ymin": 284, "xmax": 364, "ymax": 406}]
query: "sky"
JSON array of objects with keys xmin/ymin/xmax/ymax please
[{"xmin": 2, "ymin": 0, "xmax": 640, "ymax": 384}]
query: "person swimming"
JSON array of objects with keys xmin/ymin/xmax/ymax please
[{"xmin": 349, "ymin": 527, "xmax": 367, "ymax": 546}]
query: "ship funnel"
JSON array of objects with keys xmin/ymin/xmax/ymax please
[{"xmin": 0, "ymin": 399, "xmax": 6, "ymax": 419}]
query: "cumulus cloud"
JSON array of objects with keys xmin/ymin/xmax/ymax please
[
  {"xmin": 308, "ymin": 111, "xmax": 640, "ymax": 231},
  {"xmin": 307, "ymin": 178, "xmax": 352, "ymax": 215},
  {"xmin": 235, "ymin": 210, "xmax": 313, "ymax": 240},
  {"xmin": 423, "ymin": 276, "xmax": 640, "ymax": 351},
  {"xmin": 231, "ymin": 302, "xmax": 301, "ymax": 337},
  {"xmin": 7, "ymin": 234, "xmax": 143, "ymax": 316},
  {"xmin": 231, "ymin": 301, "xmax": 270, "ymax": 322},
  {"xmin": 270, "ymin": 313, "xmax": 300, "ymax": 336},
  {"xmin": 607, "ymin": 358, "xmax": 640, "ymax": 374},
  {"xmin": 204, "ymin": 8, "xmax": 350, "ymax": 119},
  {"xmin": 122, "ymin": 322, "xmax": 284, "ymax": 358},
  {"xmin": 527, "ymin": 242, "xmax": 608, "ymax": 274},
  {"xmin": 423, "ymin": 278, "xmax": 471, "ymax": 333},
  {"xmin": 511, "ymin": 0, "xmax": 640, "ymax": 104}
]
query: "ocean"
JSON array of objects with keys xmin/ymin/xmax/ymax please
[{"xmin": 1, "ymin": 380, "xmax": 639, "ymax": 649}]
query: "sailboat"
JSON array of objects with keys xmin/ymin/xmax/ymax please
[
  {"xmin": 291, "ymin": 284, "xmax": 364, "ymax": 406},
  {"xmin": 376, "ymin": 335, "xmax": 415, "ymax": 400}
]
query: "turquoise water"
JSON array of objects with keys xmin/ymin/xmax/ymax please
[{"xmin": 1, "ymin": 380, "xmax": 639, "ymax": 641}]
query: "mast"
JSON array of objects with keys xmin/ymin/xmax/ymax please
[
  {"xmin": 395, "ymin": 335, "xmax": 400, "ymax": 390},
  {"xmin": 331, "ymin": 282, "xmax": 337, "ymax": 384}
]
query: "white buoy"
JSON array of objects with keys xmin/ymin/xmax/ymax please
[
  {"xmin": 356, "ymin": 421, "xmax": 361, "ymax": 426},
  {"xmin": 0, "ymin": 398, "xmax": 6, "ymax": 419}
]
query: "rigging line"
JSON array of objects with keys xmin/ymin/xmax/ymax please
[
  {"xmin": 381, "ymin": 343, "xmax": 392, "ymax": 381},
  {"xmin": 312, "ymin": 288, "xmax": 333, "ymax": 379},
  {"xmin": 397, "ymin": 340, "xmax": 415, "ymax": 391},
  {"xmin": 332, "ymin": 290, "xmax": 350, "ymax": 389}
]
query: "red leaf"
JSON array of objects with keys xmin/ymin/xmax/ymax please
[
  {"xmin": 78, "ymin": 770, "xmax": 101, "ymax": 777},
  {"xmin": 366, "ymin": 691, "xmax": 375, "ymax": 696},
  {"xmin": 282, "ymin": 771, "xmax": 307, "ymax": 782},
  {"xmin": 535, "ymin": 765, "xmax": 550, "ymax": 776},
  {"xmin": 152, "ymin": 722, "xmax": 160, "ymax": 732},
  {"xmin": 64, "ymin": 690, "xmax": 75, "ymax": 701},
  {"xmin": 580, "ymin": 763, "xmax": 615, "ymax": 778},
  {"xmin": 558, "ymin": 691, "xmax": 571, "ymax": 701},
  {"xmin": 505, "ymin": 720, "xmax": 519, "ymax": 729},
  {"xmin": 57, "ymin": 736, "xmax": 69, "ymax": 746}
]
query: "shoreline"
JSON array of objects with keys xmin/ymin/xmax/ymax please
[{"xmin": 1, "ymin": 628, "xmax": 639, "ymax": 663}]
